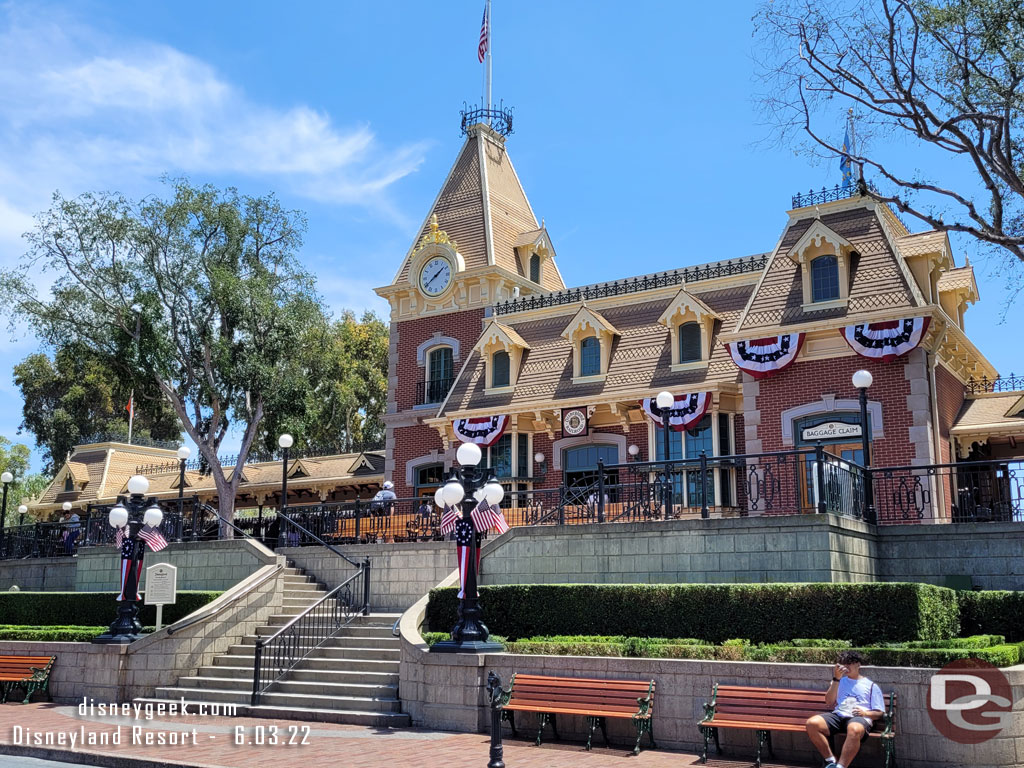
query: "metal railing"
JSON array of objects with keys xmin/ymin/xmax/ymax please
[
  {"xmin": 415, "ymin": 377, "xmax": 455, "ymax": 406},
  {"xmin": 964, "ymin": 373, "xmax": 1024, "ymax": 395},
  {"xmin": 136, "ymin": 442, "xmax": 385, "ymax": 476}
]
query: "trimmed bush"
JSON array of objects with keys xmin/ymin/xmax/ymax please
[
  {"xmin": 897, "ymin": 635, "xmax": 1005, "ymax": 650},
  {"xmin": 957, "ymin": 591, "xmax": 1024, "ymax": 641},
  {"xmin": 427, "ymin": 583, "xmax": 959, "ymax": 644},
  {"xmin": 0, "ymin": 626, "xmax": 157, "ymax": 642},
  {"xmin": 0, "ymin": 591, "xmax": 221, "ymax": 627}
]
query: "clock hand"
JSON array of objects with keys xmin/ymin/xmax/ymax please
[{"xmin": 426, "ymin": 267, "xmax": 445, "ymax": 285}]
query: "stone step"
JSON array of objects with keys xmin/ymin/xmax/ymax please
[
  {"xmin": 281, "ymin": 596, "xmax": 325, "ymax": 607},
  {"xmin": 132, "ymin": 698, "xmax": 411, "ymax": 728},
  {"xmin": 225, "ymin": 644, "xmax": 400, "ymax": 662},
  {"xmin": 212, "ymin": 654, "xmax": 398, "ymax": 674},
  {"xmin": 174, "ymin": 675, "xmax": 398, "ymax": 699},
  {"xmin": 245, "ymin": 632, "xmax": 400, "ymax": 648},
  {"xmin": 150, "ymin": 686, "xmax": 402, "ymax": 713},
  {"xmin": 195, "ymin": 664, "xmax": 399, "ymax": 685},
  {"xmin": 282, "ymin": 589, "xmax": 324, "ymax": 599}
]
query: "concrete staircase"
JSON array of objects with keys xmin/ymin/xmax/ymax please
[{"xmin": 138, "ymin": 564, "xmax": 409, "ymax": 726}]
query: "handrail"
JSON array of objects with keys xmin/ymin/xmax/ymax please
[
  {"xmin": 167, "ymin": 563, "xmax": 283, "ymax": 635},
  {"xmin": 261, "ymin": 568, "xmax": 362, "ymax": 645},
  {"xmin": 277, "ymin": 508, "xmax": 362, "ymax": 567}
]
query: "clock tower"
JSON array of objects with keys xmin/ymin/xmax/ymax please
[{"xmin": 375, "ymin": 110, "xmax": 564, "ymax": 497}]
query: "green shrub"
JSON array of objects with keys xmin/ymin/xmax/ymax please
[
  {"xmin": 427, "ymin": 583, "xmax": 959, "ymax": 644},
  {"xmin": 789, "ymin": 638, "xmax": 850, "ymax": 648},
  {"xmin": 856, "ymin": 645, "xmax": 1020, "ymax": 668},
  {"xmin": 0, "ymin": 591, "xmax": 221, "ymax": 626},
  {"xmin": 0, "ymin": 625, "xmax": 157, "ymax": 642},
  {"xmin": 957, "ymin": 591, "xmax": 1024, "ymax": 641},
  {"xmin": 897, "ymin": 635, "xmax": 1005, "ymax": 650}
]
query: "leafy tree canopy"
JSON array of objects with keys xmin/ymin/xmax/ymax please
[{"xmin": 0, "ymin": 436, "xmax": 50, "ymax": 517}]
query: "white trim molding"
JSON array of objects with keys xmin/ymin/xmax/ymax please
[
  {"xmin": 416, "ymin": 334, "xmax": 461, "ymax": 367},
  {"xmin": 780, "ymin": 396, "xmax": 884, "ymax": 447},
  {"xmin": 551, "ymin": 433, "xmax": 627, "ymax": 471}
]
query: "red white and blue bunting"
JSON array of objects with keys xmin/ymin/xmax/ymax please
[
  {"xmin": 840, "ymin": 317, "xmax": 930, "ymax": 362},
  {"xmin": 452, "ymin": 414, "xmax": 509, "ymax": 447},
  {"xmin": 640, "ymin": 391, "xmax": 713, "ymax": 432},
  {"xmin": 726, "ymin": 333, "xmax": 805, "ymax": 379}
]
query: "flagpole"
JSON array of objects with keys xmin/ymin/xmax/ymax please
[
  {"xmin": 849, "ymin": 108, "xmax": 863, "ymax": 182},
  {"xmin": 486, "ymin": 0, "xmax": 492, "ymax": 114},
  {"xmin": 127, "ymin": 391, "xmax": 134, "ymax": 445}
]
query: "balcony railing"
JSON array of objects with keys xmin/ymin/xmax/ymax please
[
  {"xmin": 415, "ymin": 377, "xmax": 455, "ymax": 406},
  {"xmin": 965, "ymin": 373, "xmax": 1024, "ymax": 395}
]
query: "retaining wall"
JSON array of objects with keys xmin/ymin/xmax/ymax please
[{"xmin": 0, "ymin": 557, "xmax": 75, "ymax": 591}]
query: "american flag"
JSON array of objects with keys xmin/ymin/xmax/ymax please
[
  {"xmin": 114, "ymin": 526, "xmax": 126, "ymax": 548},
  {"xmin": 139, "ymin": 525, "xmax": 169, "ymax": 552},
  {"xmin": 440, "ymin": 506, "xmax": 460, "ymax": 535},
  {"xmin": 477, "ymin": 5, "xmax": 489, "ymax": 63},
  {"xmin": 470, "ymin": 500, "xmax": 509, "ymax": 534}
]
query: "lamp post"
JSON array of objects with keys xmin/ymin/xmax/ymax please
[
  {"xmin": 93, "ymin": 475, "xmax": 162, "ymax": 644},
  {"xmin": 17, "ymin": 505, "xmax": 27, "ymax": 527},
  {"xmin": 655, "ymin": 391, "xmax": 675, "ymax": 518},
  {"xmin": 176, "ymin": 446, "xmax": 190, "ymax": 540},
  {"xmin": 431, "ymin": 441, "xmax": 504, "ymax": 654},
  {"xmin": 278, "ymin": 434, "xmax": 293, "ymax": 514},
  {"xmin": 852, "ymin": 369, "xmax": 875, "ymax": 523},
  {"xmin": 533, "ymin": 451, "xmax": 546, "ymax": 479},
  {"xmin": 0, "ymin": 471, "xmax": 12, "ymax": 556}
]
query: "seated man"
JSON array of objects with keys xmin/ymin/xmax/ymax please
[{"xmin": 805, "ymin": 650, "xmax": 885, "ymax": 768}]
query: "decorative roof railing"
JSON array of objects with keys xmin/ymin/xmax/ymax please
[
  {"xmin": 460, "ymin": 102, "xmax": 514, "ymax": 137},
  {"xmin": 79, "ymin": 432, "xmax": 181, "ymax": 451},
  {"xmin": 792, "ymin": 181, "xmax": 910, "ymax": 232},
  {"xmin": 135, "ymin": 443, "xmax": 385, "ymax": 476},
  {"xmin": 493, "ymin": 254, "xmax": 769, "ymax": 317},
  {"xmin": 966, "ymin": 373, "xmax": 1024, "ymax": 395}
]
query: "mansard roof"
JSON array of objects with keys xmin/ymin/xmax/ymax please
[{"xmin": 391, "ymin": 124, "xmax": 565, "ymax": 292}]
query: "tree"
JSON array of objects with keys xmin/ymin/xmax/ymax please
[
  {"xmin": 0, "ymin": 436, "xmax": 50, "ymax": 520},
  {"xmin": 260, "ymin": 310, "xmax": 388, "ymax": 455},
  {"xmin": 1, "ymin": 180, "xmax": 325, "ymax": 525},
  {"xmin": 13, "ymin": 341, "xmax": 181, "ymax": 474},
  {"xmin": 755, "ymin": 0, "xmax": 1024, "ymax": 269}
]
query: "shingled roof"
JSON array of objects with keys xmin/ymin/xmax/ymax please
[{"xmin": 392, "ymin": 124, "xmax": 565, "ymax": 292}]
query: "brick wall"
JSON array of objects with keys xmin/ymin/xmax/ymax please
[
  {"xmin": 391, "ymin": 423, "xmax": 446, "ymax": 498},
  {"xmin": 934, "ymin": 363, "xmax": 965, "ymax": 464}
]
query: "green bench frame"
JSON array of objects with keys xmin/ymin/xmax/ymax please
[{"xmin": 0, "ymin": 655, "xmax": 56, "ymax": 704}]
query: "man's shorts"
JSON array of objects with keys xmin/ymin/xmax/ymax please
[{"xmin": 818, "ymin": 711, "xmax": 872, "ymax": 742}]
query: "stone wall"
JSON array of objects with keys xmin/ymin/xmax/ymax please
[
  {"xmin": 0, "ymin": 559, "xmax": 287, "ymax": 703},
  {"xmin": 0, "ymin": 557, "xmax": 75, "ymax": 591},
  {"xmin": 398, "ymin": 595, "xmax": 1024, "ymax": 768},
  {"xmin": 74, "ymin": 538, "xmax": 277, "ymax": 592},
  {"xmin": 281, "ymin": 542, "xmax": 454, "ymax": 612}
]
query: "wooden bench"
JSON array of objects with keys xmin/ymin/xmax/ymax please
[
  {"xmin": 698, "ymin": 684, "xmax": 897, "ymax": 768},
  {"xmin": 0, "ymin": 655, "xmax": 55, "ymax": 704},
  {"xmin": 496, "ymin": 673, "xmax": 656, "ymax": 754}
]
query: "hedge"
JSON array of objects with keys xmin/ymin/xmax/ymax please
[
  {"xmin": 426, "ymin": 583, "xmax": 959, "ymax": 644},
  {"xmin": 0, "ymin": 626, "xmax": 156, "ymax": 642},
  {"xmin": 957, "ymin": 591, "xmax": 1024, "ymax": 641},
  {"xmin": 0, "ymin": 591, "xmax": 221, "ymax": 627}
]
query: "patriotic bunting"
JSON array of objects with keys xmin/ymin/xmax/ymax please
[
  {"xmin": 452, "ymin": 414, "xmax": 509, "ymax": 446},
  {"xmin": 640, "ymin": 392, "xmax": 713, "ymax": 432},
  {"xmin": 726, "ymin": 333, "xmax": 805, "ymax": 379},
  {"xmin": 840, "ymin": 317, "xmax": 930, "ymax": 362},
  {"xmin": 454, "ymin": 518, "xmax": 480, "ymax": 599}
]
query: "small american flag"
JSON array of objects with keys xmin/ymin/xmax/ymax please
[
  {"xmin": 138, "ymin": 525, "xmax": 168, "ymax": 552},
  {"xmin": 114, "ymin": 526, "xmax": 126, "ymax": 548},
  {"xmin": 471, "ymin": 500, "xmax": 509, "ymax": 534},
  {"xmin": 440, "ymin": 506, "xmax": 460, "ymax": 535},
  {"xmin": 477, "ymin": 5, "xmax": 489, "ymax": 63}
]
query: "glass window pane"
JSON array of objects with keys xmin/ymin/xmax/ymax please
[
  {"xmin": 580, "ymin": 337, "xmax": 601, "ymax": 376},
  {"xmin": 492, "ymin": 350, "xmax": 510, "ymax": 387},
  {"xmin": 678, "ymin": 322, "xmax": 702, "ymax": 362},
  {"xmin": 517, "ymin": 433, "xmax": 529, "ymax": 478},
  {"xmin": 529, "ymin": 254, "xmax": 541, "ymax": 283},
  {"xmin": 429, "ymin": 347, "xmax": 453, "ymax": 381},
  {"xmin": 489, "ymin": 434, "xmax": 512, "ymax": 478},
  {"xmin": 718, "ymin": 413, "xmax": 731, "ymax": 456},
  {"xmin": 811, "ymin": 255, "xmax": 840, "ymax": 302}
]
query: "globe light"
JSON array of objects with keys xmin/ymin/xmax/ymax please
[
  {"xmin": 108, "ymin": 505, "xmax": 129, "ymax": 528},
  {"xmin": 628, "ymin": 444, "xmax": 640, "ymax": 457},
  {"xmin": 17, "ymin": 505, "xmax": 27, "ymax": 516},
  {"xmin": 177, "ymin": 446, "xmax": 191, "ymax": 461},
  {"xmin": 433, "ymin": 487, "xmax": 446, "ymax": 509},
  {"xmin": 441, "ymin": 480, "xmax": 465, "ymax": 507},
  {"xmin": 143, "ymin": 506, "xmax": 163, "ymax": 528},
  {"xmin": 534, "ymin": 452, "xmax": 545, "ymax": 464},
  {"xmin": 62, "ymin": 501, "xmax": 72, "ymax": 512},
  {"xmin": 656, "ymin": 391, "xmax": 674, "ymax": 409},
  {"xmin": 483, "ymin": 481, "xmax": 505, "ymax": 506},
  {"xmin": 0, "ymin": 472, "xmax": 12, "ymax": 484},
  {"xmin": 278, "ymin": 433, "xmax": 294, "ymax": 449},
  {"xmin": 852, "ymin": 370, "xmax": 874, "ymax": 390},
  {"xmin": 126, "ymin": 475, "xmax": 149, "ymax": 496},
  {"xmin": 456, "ymin": 442, "xmax": 482, "ymax": 467}
]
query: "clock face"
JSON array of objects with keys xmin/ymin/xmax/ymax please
[{"xmin": 420, "ymin": 257, "xmax": 453, "ymax": 296}]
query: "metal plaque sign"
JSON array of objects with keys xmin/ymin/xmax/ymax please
[
  {"xmin": 801, "ymin": 421, "xmax": 862, "ymax": 442},
  {"xmin": 561, "ymin": 407, "xmax": 589, "ymax": 437},
  {"xmin": 144, "ymin": 563, "xmax": 178, "ymax": 605}
]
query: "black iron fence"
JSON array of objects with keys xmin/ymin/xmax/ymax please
[{"xmin": 415, "ymin": 377, "xmax": 455, "ymax": 406}]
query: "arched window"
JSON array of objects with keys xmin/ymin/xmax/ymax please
[
  {"xmin": 426, "ymin": 347, "xmax": 454, "ymax": 403},
  {"xmin": 678, "ymin": 322, "xmax": 702, "ymax": 362},
  {"xmin": 529, "ymin": 253, "xmax": 541, "ymax": 283},
  {"xmin": 580, "ymin": 336, "xmax": 601, "ymax": 376},
  {"xmin": 492, "ymin": 350, "xmax": 511, "ymax": 387},
  {"xmin": 64, "ymin": 475, "xmax": 75, "ymax": 492},
  {"xmin": 811, "ymin": 254, "xmax": 840, "ymax": 302}
]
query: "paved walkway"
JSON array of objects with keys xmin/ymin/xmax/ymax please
[{"xmin": 0, "ymin": 703, "xmax": 810, "ymax": 768}]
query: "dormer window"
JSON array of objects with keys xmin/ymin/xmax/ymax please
[
  {"xmin": 787, "ymin": 220, "xmax": 853, "ymax": 310},
  {"xmin": 529, "ymin": 253, "xmax": 541, "ymax": 283},
  {"xmin": 561, "ymin": 305, "xmax": 619, "ymax": 383},
  {"xmin": 678, "ymin": 322, "xmax": 702, "ymax": 362},
  {"xmin": 580, "ymin": 337, "xmax": 601, "ymax": 376},
  {"xmin": 492, "ymin": 350, "xmax": 510, "ymax": 387},
  {"xmin": 64, "ymin": 475, "xmax": 75, "ymax": 492},
  {"xmin": 811, "ymin": 255, "xmax": 840, "ymax": 302}
]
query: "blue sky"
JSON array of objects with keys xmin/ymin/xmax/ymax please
[{"xmin": 1, "ymin": 0, "xmax": 1020, "ymax": 472}]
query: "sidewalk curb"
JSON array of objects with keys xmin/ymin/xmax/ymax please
[{"xmin": 0, "ymin": 743, "xmax": 215, "ymax": 768}]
